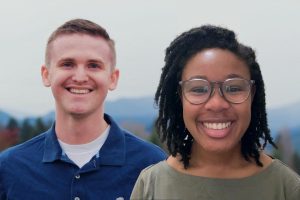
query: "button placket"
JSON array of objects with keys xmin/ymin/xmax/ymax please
[{"xmin": 75, "ymin": 174, "xmax": 80, "ymax": 179}]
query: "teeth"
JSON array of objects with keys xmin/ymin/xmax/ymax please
[
  {"xmin": 203, "ymin": 122, "xmax": 231, "ymax": 130},
  {"xmin": 69, "ymin": 88, "xmax": 90, "ymax": 94}
]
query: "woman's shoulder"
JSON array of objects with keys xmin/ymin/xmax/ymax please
[
  {"xmin": 271, "ymin": 159, "xmax": 300, "ymax": 180},
  {"xmin": 139, "ymin": 160, "xmax": 168, "ymax": 177},
  {"xmin": 270, "ymin": 159, "xmax": 300, "ymax": 198}
]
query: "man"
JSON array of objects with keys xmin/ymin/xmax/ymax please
[{"xmin": 0, "ymin": 19, "xmax": 166, "ymax": 200}]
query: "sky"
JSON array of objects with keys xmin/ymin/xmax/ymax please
[{"xmin": 0, "ymin": 0, "xmax": 299, "ymax": 116}]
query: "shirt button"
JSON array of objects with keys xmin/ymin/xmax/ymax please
[
  {"xmin": 75, "ymin": 175, "xmax": 80, "ymax": 179},
  {"xmin": 74, "ymin": 197, "xmax": 80, "ymax": 200}
]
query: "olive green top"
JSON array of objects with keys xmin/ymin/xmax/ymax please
[{"xmin": 130, "ymin": 159, "xmax": 300, "ymax": 200}]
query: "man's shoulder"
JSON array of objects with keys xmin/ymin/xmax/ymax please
[
  {"xmin": 0, "ymin": 132, "xmax": 47, "ymax": 161},
  {"xmin": 122, "ymin": 130, "xmax": 167, "ymax": 160},
  {"xmin": 124, "ymin": 130, "xmax": 163, "ymax": 150}
]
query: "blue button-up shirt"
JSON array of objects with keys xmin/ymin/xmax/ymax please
[{"xmin": 0, "ymin": 114, "xmax": 166, "ymax": 200}]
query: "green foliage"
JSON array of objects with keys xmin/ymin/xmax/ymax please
[
  {"xmin": 35, "ymin": 117, "xmax": 49, "ymax": 133},
  {"xmin": 19, "ymin": 118, "xmax": 51, "ymax": 144},
  {"xmin": 149, "ymin": 130, "xmax": 162, "ymax": 147},
  {"xmin": 148, "ymin": 121, "xmax": 168, "ymax": 154},
  {"xmin": 293, "ymin": 153, "xmax": 300, "ymax": 174},
  {"xmin": 19, "ymin": 119, "xmax": 35, "ymax": 143},
  {"xmin": 6, "ymin": 117, "xmax": 19, "ymax": 129},
  {"xmin": 272, "ymin": 147, "xmax": 282, "ymax": 161},
  {"xmin": 0, "ymin": 117, "xmax": 19, "ymax": 151},
  {"xmin": 271, "ymin": 130, "xmax": 300, "ymax": 175}
]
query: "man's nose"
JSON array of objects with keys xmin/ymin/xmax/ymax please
[{"xmin": 72, "ymin": 67, "xmax": 88, "ymax": 82}]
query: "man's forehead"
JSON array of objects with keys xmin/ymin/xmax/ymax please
[{"xmin": 47, "ymin": 33, "xmax": 115, "ymax": 68}]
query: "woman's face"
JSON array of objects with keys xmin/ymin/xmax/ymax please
[{"xmin": 181, "ymin": 48, "xmax": 253, "ymax": 154}]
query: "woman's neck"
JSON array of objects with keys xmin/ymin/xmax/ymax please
[{"xmin": 167, "ymin": 150, "xmax": 273, "ymax": 179}]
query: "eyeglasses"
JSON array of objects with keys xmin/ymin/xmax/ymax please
[{"xmin": 179, "ymin": 78, "xmax": 255, "ymax": 104}]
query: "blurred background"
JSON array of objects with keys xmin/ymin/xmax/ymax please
[{"xmin": 1, "ymin": 0, "xmax": 300, "ymax": 174}]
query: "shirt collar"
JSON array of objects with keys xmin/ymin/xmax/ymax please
[
  {"xmin": 42, "ymin": 123, "xmax": 63, "ymax": 163},
  {"xmin": 97, "ymin": 114, "xmax": 126, "ymax": 166},
  {"xmin": 42, "ymin": 114, "xmax": 126, "ymax": 166}
]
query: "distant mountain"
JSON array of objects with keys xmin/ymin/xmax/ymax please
[
  {"xmin": 267, "ymin": 101, "xmax": 300, "ymax": 135},
  {"xmin": 1, "ymin": 97, "xmax": 300, "ymax": 135},
  {"xmin": 0, "ymin": 96, "xmax": 158, "ymax": 131},
  {"xmin": 0, "ymin": 108, "xmax": 30, "ymax": 119},
  {"xmin": 0, "ymin": 110, "xmax": 11, "ymax": 128},
  {"xmin": 291, "ymin": 126, "xmax": 300, "ymax": 153},
  {"xmin": 105, "ymin": 96, "xmax": 157, "ymax": 117},
  {"xmin": 104, "ymin": 96, "xmax": 157, "ymax": 131}
]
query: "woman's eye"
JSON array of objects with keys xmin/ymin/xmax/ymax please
[
  {"xmin": 189, "ymin": 86, "xmax": 208, "ymax": 95},
  {"xmin": 225, "ymin": 86, "xmax": 243, "ymax": 93}
]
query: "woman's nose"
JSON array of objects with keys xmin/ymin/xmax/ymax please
[{"xmin": 204, "ymin": 85, "xmax": 230, "ymax": 112}]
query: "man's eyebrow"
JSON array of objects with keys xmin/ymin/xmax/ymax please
[
  {"xmin": 87, "ymin": 59, "xmax": 104, "ymax": 63},
  {"xmin": 57, "ymin": 58, "xmax": 75, "ymax": 63}
]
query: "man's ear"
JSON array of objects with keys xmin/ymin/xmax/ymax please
[
  {"xmin": 41, "ymin": 65, "xmax": 51, "ymax": 87},
  {"xmin": 109, "ymin": 68, "xmax": 119, "ymax": 91}
]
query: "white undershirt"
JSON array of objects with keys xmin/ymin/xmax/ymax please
[{"xmin": 58, "ymin": 126, "xmax": 110, "ymax": 168}]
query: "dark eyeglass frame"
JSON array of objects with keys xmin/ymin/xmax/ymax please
[{"xmin": 179, "ymin": 78, "xmax": 255, "ymax": 105}]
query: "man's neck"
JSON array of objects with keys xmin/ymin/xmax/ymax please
[{"xmin": 55, "ymin": 110, "xmax": 108, "ymax": 145}]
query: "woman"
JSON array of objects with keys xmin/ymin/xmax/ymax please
[{"xmin": 130, "ymin": 25, "xmax": 300, "ymax": 199}]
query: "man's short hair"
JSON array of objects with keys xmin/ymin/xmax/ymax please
[{"xmin": 45, "ymin": 18, "xmax": 116, "ymax": 68}]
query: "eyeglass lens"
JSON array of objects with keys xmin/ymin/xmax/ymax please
[{"xmin": 182, "ymin": 79, "xmax": 252, "ymax": 104}]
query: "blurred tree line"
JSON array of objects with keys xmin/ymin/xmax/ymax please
[
  {"xmin": 1, "ymin": 116, "xmax": 299, "ymax": 175},
  {"xmin": 0, "ymin": 116, "xmax": 51, "ymax": 151},
  {"xmin": 271, "ymin": 128, "xmax": 300, "ymax": 174}
]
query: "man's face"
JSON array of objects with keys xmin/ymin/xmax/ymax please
[{"xmin": 41, "ymin": 34, "xmax": 119, "ymax": 117}]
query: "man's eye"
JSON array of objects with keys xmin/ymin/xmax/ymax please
[
  {"xmin": 62, "ymin": 62, "xmax": 73, "ymax": 68},
  {"xmin": 88, "ymin": 63, "xmax": 101, "ymax": 69}
]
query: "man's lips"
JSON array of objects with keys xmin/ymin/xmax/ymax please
[{"xmin": 67, "ymin": 88, "xmax": 92, "ymax": 94}]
